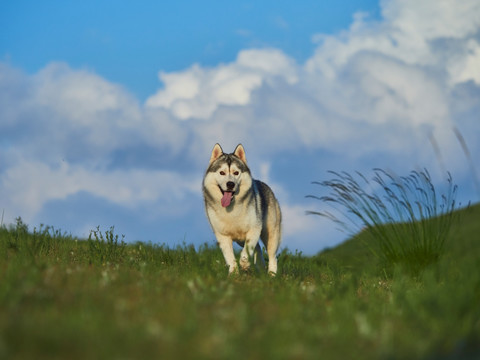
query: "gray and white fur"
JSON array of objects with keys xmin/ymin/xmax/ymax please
[{"xmin": 203, "ymin": 143, "xmax": 282, "ymax": 275}]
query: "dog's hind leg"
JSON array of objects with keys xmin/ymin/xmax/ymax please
[
  {"xmin": 262, "ymin": 222, "xmax": 281, "ymax": 276},
  {"xmin": 266, "ymin": 244, "xmax": 278, "ymax": 275},
  {"xmin": 254, "ymin": 243, "xmax": 266, "ymax": 270}
]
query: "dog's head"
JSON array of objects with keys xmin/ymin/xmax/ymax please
[{"xmin": 204, "ymin": 143, "xmax": 251, "ymax": 208}]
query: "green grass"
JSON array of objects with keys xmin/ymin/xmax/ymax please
[
  {"xmin": 1, "ymin": 204, "xmax": 479, "ymax": 359},
  {"xmin": 307, "ymin": 169, "xmax": 460, "ymax": 275}
]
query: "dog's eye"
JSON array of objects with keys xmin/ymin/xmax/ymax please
[
  {"xmin": 219, "ymin": 171, "xmax": 226, "ymax": 175},
  {"xmin": 233, "ymin": 171, "xmax": 239, "ymax": 176}
]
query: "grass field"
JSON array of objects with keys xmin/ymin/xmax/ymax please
[{"xmin": 1, "ymin": 203, "xmax": 479, "ymax": 359}]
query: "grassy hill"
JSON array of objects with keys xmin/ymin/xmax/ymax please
[
  {"xmin": 0, "ymin": 204, "xmax": 479, "ymax": 359},
  {"xmin": 318, "ymin": 203, "xmax": 480, "ymax": 274}
]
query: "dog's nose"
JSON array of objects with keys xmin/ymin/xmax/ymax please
[{"xmin": 226, "ymin": 181, "xmax": 235, "ymax": 190}]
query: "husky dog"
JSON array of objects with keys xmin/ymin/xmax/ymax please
[{"xmin": 203, "ymin": 143, "xmax": 282, "ymax": 275}]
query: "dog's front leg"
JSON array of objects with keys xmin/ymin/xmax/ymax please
[
  {"xmin": 239, "ymin": 230, "xmax": 262, "ymax": 271},
  {"xmin": 216, "ymin": 234, "xmax": 238, "ymax": 274}
]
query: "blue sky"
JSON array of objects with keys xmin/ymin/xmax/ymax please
[
  {"xmin": 2, "ymin": 0, "xmax": 380, "ymax": 100},
  {"xmin": 1, "ymin": 0, "xmax": 479, "ymax": 254}
]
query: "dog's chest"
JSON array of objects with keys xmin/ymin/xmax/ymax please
[{"xmin": 207, "ymin": 204, "xmax": 260, "ymax": 239}]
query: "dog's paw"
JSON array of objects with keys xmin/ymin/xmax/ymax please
[
  {"xmin": 227, "ymin": 264, "xmax": 239, "ymax": 276},
  {"xmin": 239, "ymin": 255, "xmax": 251, "ymax": 271}
]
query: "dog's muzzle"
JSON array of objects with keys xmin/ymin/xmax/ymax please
[{"xmin": 219, "ymin": 182, "xmax": 236, "ymax": 208}]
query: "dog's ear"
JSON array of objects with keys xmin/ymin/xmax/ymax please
[
  {"xmin": 234, "ymin": 144, "xmax": 247, "ymax": 164},
  {"xmin": 209, "ymin": 143, "xmax": 223, "ymax": 163}
]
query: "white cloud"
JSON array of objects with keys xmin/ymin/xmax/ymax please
[
  {"xmin": 0, "ymin": 158, "xmax": 200, "ymax": 223},
  {"xmin": 449, "ymin": 39, "xmax": 480, "ymax": 86},
  {"xmin": 32, "ymin": 62, "xmax": 140, "ymax": 124},
  {"xmin": 308, "ymin": 0, "xmax": 480, "ymax": 82},
  {"xmin": 281, "ymin": 203, "xmax": 319, "ymax": 238},
  {"xmin": 0, "ymin": 62, "xmax": 191, "ymax": 165},
  {"xmin": 141, "ymin": 0, "xmax": 479, "ymax": 165},
  {"xmin": 383, "ymin": 0, "xmax": 480, "ymax": 40},
  {"xmin": 330, "ymin": 52, "xmax": 450, "ymax": 128},
  {"xmin": 1, "ymin": 0, "xmax": 479, "ymax": 252},
  {"xmin": 145, "ymin": 48, "xmax": 298, "ymax": 120}
]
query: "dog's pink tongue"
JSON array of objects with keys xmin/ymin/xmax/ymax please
[{"xmin": 221, "ymin": 192, "xmax": 233, "ymax": 207}]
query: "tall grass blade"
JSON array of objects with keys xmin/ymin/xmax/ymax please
[{"xmin": 307, "ymin": 169, "xmax": 460, "ymax": 274}]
